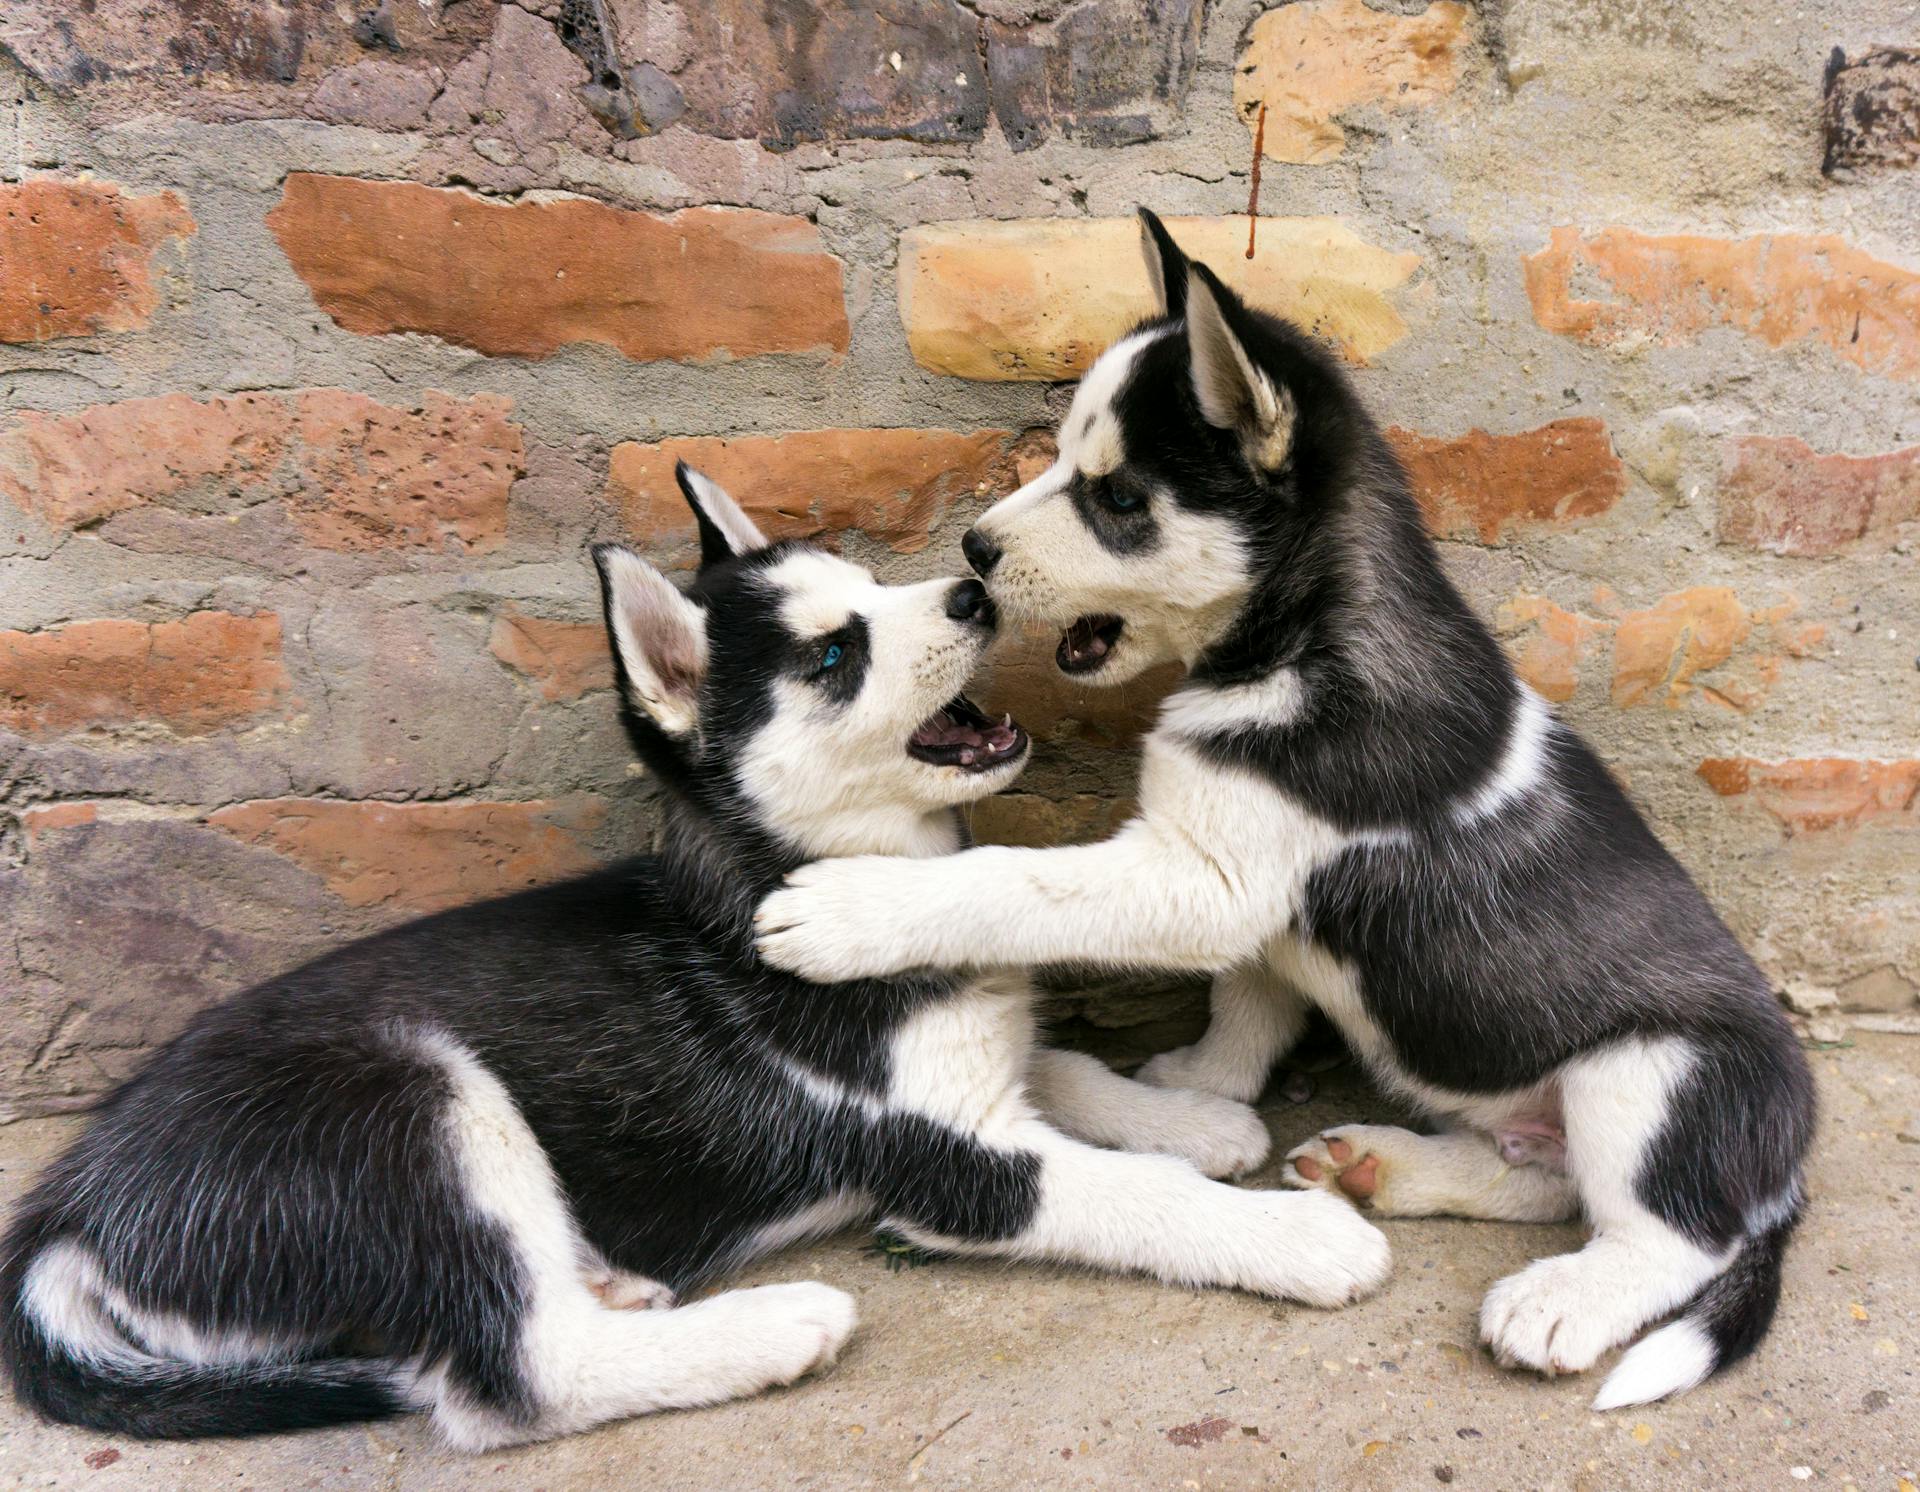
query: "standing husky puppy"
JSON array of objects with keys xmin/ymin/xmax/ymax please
[
  {"xmin": 2, "ymin": 465, "xmax": 1386, "ymax": 1451},
  {"xmin": 756, "ymin": 212, "xmax": 1815, "ymax": 1409}
]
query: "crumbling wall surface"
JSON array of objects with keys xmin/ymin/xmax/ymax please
[{"xmin": 2, "ymin": 0, "xmax": 1916, "ymax": 1117}]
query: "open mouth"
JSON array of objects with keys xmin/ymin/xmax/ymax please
[
  {"xmin": 1057, "ymin": 614, "xmax": 1125, "ymax": 674},
  {"xmin": 906, "ymin": 694, "xmax": 1028, "ymax": 773}
]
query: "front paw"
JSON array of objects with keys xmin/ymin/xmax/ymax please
[
  {"xmin": 1162, "ymin": 1093, "xmax": 1273, "ymax": 1179},
  {"xmin": 754, "ymin": 860, "xmax": 916, "ymax": 982}
]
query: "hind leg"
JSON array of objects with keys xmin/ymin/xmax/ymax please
[
  {"xmin": 1283, "ymin": 1126, "xmax": 1578, "ymax": 1222},
  {"xmin": 1479, "ymin": 1040, "xmax": 1725, "ymax": 1379},
  {"xmin": 1027, "ymin": 1047, "xmax": 1271, "ymax": 1179},
  {"xmin": 418, "ymin": 1035, "xmax": 855, "ymax": 1450},
  {"xmin": 1137, "ymin": 959, "xmax": 1308, "ymax": 1103},
  {"xmin": 882, "ymin": 1117, "xmax": 1389, "ymax": 1308}
]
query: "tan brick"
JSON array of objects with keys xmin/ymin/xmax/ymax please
[
  {"xmin": 267, "ymin": 176, "xmax": 848, "ymax": 363},
  {"xmin": 1698, "ymin": 758, "xmax": 1920, "ymax": 835},
  {"xmin": 1495, "ymin": 594, "xmax": 1610, "ymax": 704},
  {"xmin": 488, "ymin": 607, "xmax": 613, "ymax": 702},
  {"xmin": 1235, "ymin": 0, "xmax": 1473, "ymax": 165},
  {"xmin": 206, "ymin": 797, "xmax": 607, "ymax": 914},
  {"xmin": 1524, "ymin": 227, "xmax": 1920, "ymax": 381},
  {"xmin": 0, "ymin": 179, "xmax": 194, "ymax": 344},
  {"xmin": 1497, "ymin": 587, "xmax": 1819, "ymax": 709},
  {"xmin": 0, "ymin": 390, "xmax": 523, "ymax": 551},
  {"xmin": 1717, "ymin": 436, "xmax": 1920, "ymax": 556},
  {"xmin": 609, "ymin": 427, "xmax": 1038, "ymax": 556},
  {"xmin": 0, "ymin": 613, "xmax": 289, "ymax": 735},
  {"xmin": 1610, "ymin": 588, "xmax": 1816, "ymax": 711},
  {"xmin": 1389, "ymin": 418, "xmax": 1625, "ymax": 543},
  {"xmin": 899, "ymin": 217, "xmax": 1418, "ymax": 380}
]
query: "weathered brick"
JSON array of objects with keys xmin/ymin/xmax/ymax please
[
  {"xmin": 0, "ymin": 0, "xmax": 489, "ymax": 116},
  {"xmin": 206, "ymin": 797, "xmax": 607, "ymax": 914},
  {"xmin": 0, "ymin": 390, "xmax": 524, "ymax": 552},
  {"xmin": 0, "ymin": 180, "xmax": 194, "ymax": 344},
  {"xmin": 1389, "ymin": 419, "xmax": 1625, "ymax": 543},
  {"xmin": 0, "ymin": 613, "xmax": 289, "ymax": 736},
  {"xmin": 267, "ymin": 177, "xmax": 849, "ymax": 364},
  {"xmin": 900, "ymin": 217, "xmax": 1419, "ymax": 381},
  {"xmin": 1524, "ymin": 227, "xmax": 1920, "ymax": 382},
  {"xmin": 609, "ymin": 428, "xmax": 1040, "ymax": 557},
  {"xmin": 1698, "ymin": 758, "xmax": 1920, "ymax": 835},
  {"xmin": 489, "ymin": 608, "xmax": 613, "ymax": 703},
  {"xmin": 986, "ymin": 0, "xmax": 1204, "ymax": 151},
  {"xmin": 1235, "ymin": 0, "xmax": 1474, "ymax": 165},
  {"xmin": 1611, "ymin": 588, "xmax": 1815, "ymax": 711},
  {"xmin": 1495, "ymin": 594, "xmax": 1610, "ymax": 704},
  {"xmin": 1717, "ymin": 436, "xmax": 1920, "ymax": 557},
  {"xmin": 18, "ymin": 802, "xmax": 97, "ymax": 846},
  {"xmin": 1823, "ymin": 47, "xmax": 1920, "ymax": 177},
  {"xmin": 1496, "ymin": 588, "xmax": 1820, "ymax": 709}
]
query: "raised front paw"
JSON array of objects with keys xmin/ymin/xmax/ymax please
[{"xmin": 755, "ymin": 859, "xmax": 917, "ymax": 982}]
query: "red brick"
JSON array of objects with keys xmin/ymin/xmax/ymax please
[
  {"xmin": 489, "ymin": 607, "xmax": 613, "ymax": 702},
  {"xmin": 610, "ymin": 428, "xmax": 1038, "ymax": 556},
  {"xmin": 975, "ymin": 628, "xmax": 1178, "ymax": 749},
  {"xmin": 18, "ymin": 802, "xmax": 97, "ymax": 846},
  {"xmin": 0, "ymin": 390, "xmax": 523, "ymax": 551},
  {"xmin": 0, "ymin": 613, "xmax": 289, "ymax": 735},
  {"xmin": 267, "ymin": 176, "xmax": 848, "ymax": 364},
  {"xmin": 1698, "ymin": 758, "xmax": 1920, "ymax": 835},
  {"xmin": 1524, "ymin": 227, "xmax": 1920, "ymax": 381},
  {"xmin": 1388, "ymin": 419, "xmax": 1625, "ymax": 543},
  {"xmin": 0, "ymin": 179, "xmax": 194, "ymax": 344},
  {"xmin": 206, "ymin": 797, "xmax": 607, "ymax": 914},
  {"xmin": 1717, "ymin": 436, "xmax": 1920, "ymax": 556}
]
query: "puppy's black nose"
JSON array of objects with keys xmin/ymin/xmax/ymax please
[
  {"xmin": 961, "ymin": 528, "xmax": 1002, "ymax": 578},
  {"xmin": 945, "ymin": 578, "xmax": 996, "ymax": 628}
]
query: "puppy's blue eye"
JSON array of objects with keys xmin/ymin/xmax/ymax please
[
  {"xmin": 820, "ymin": 643, "xmax": 844, "ymax": 671},
  {"xmin": 1106, "ymin": 487, "xmax": 1144, "ymax": 512}
]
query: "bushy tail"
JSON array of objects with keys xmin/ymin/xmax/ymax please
[
  {"xmin": 1593, "ymin": 1219, "xmax": 1793, "ymax": 1411},
  {"xmin": 3, "ymin": 1225, "xmax": 405, "ymax": 1440}
]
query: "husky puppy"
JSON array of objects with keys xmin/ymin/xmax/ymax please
[
  {"xmin": 2, "ymin": 465, "xmax": 1386, "ymax": 1451},
  {"xmin": 756, "ymin": 211, "xmax": 1815, "ymax": 1410}
]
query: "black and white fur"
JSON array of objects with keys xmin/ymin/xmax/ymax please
[
  {"xmin": 2, "ymin": 464, "xmax": 1388, "ymax": 1450},
  {"xmin": 755, "ymin": 211, "xmax": 1816, "ymax": 1409}
]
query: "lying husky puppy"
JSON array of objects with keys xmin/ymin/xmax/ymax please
[
  {"xmin": 756, "ymin": 212, "xmax": 1815, "ymax": 1410},
  {"xmin": 1, "ymin": 466, "xmax": 1384, "ymax": 1451}
]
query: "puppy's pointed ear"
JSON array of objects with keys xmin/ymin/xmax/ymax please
[
  {"xmin": 1137, "ymin": 207, "xmax": 1189, "ymax": 320},
  {"xmin": 675, "ymin": 461, "xmax": 767, "ymax": 568},
  {"xmin": 1185, "ymin": 262, "xmax": 1296, "ymax": 472},
  {"xmin": 591, "ymin": 543, "xmax": 707, "ymax": 735}
]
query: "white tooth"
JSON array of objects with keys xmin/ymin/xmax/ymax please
[{"xmin": 1002, "ymin": 714, "xmax": 1012, "ymax": 729}]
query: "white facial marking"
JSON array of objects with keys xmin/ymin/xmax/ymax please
[
  {"xmin": 971, "ymin": 325, "xmax": 1255, "ymax": 684},
  {"xmin": 732, "ymin": 551, "xmax": 1023, "ymax": 861}
]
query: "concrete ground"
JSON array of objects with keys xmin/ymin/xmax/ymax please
[{"xmin": 0, "ymin": 1035, "xmax": 1913, "ymax": 1492}]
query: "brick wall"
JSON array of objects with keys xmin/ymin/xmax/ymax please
[{"xmin": 2, "ymin": 1, "xmax": 1916, "ymax": 1117}]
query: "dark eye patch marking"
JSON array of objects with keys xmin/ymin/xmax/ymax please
[
  {"xmin": 803, "ymin": 613, "xmax": 870, "ymax": 707},
  {"xmin": 1069, "ymin": 470, "xmax": 1161, "ymax": 556}
]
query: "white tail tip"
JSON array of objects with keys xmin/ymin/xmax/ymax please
[{"xmin": 1593, "ymin": 1319, "xmax": 1716, "ymax": 1411}]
